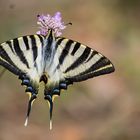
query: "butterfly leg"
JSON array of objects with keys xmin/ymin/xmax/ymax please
[{"xmin": 19, "ymin": 74, "xmax": 38, "ymax": 126}]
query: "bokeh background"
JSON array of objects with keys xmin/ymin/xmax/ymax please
[{"xmin": 0, "ymin": 0, "xmax": 140, "ymax": 140}]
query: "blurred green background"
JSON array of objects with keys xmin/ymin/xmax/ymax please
[{"xmin": 0, "ymin": 0, "xmax": 140, "ymax": 140}]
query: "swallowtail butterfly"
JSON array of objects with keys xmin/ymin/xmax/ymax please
[{"xmin": 0, "ymin": 14, "xmax": 115, "ymax": 129}]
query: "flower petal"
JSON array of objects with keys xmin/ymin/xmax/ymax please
[{"xmin": 37, "ymin": 12, "xmax": 66, "ymax": 37}]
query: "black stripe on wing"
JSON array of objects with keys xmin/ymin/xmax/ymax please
[
  {"xmin": 83, "ymin": 56, "xmax": 110, "ymax": 75},
  {"xmin": 65, "ymin": 46, "xmax": 91, "ymax": 73},
  {"xmin": 30, "ymin": 35, "xmax": 37, "ymax": 62},
  {"xmin": 67, "ymin": 65, "xmax": 114, "ymax": 82},
  {"xmin": 0, "ymin": 45, "xmax": 15, "ymax": 66},
  {"xmin": 37, "ymin": 35, "xmax": 44, "ymax": 47},
  {"xmin": 85, "ymin": 50, "xmax": 98, "ymax": 62},
  {"xmin": 65, "ymin": 56, "xmax": 115, "ymax": 82},
  {"xmin": 59, "ymin": 40, "xmax": 73, "ymax": 65},
  {"xmin": 13, "ymin": 38, "xmax": 29, "ymax": 68},
  {"xmin": 0, "ymin": 45, "xmax": 22, "ymax": 75},
  {"xmin": 6, "ymin": 41, "xmax": 15, "ymax": 53},
  {"xmin": 0, "ymin": 60, "xmax": 21, "ymax": 75},
  {"xmin": 23, "ymin": 36, "xmax": 30, "ymax": 50},
  {"xmin": 71, "ymin": 42, "xmax": 80, "ymax": 56},
  {"xmin": 55, "ymin": 37, "xmax": 64, "ymax": 52},
  {"xmin": 53, "ymin": 39, "xmax": 74, "ymax": 73}
]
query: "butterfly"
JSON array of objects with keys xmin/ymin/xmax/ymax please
[{"xmin": 0, "ymin": 29, "xmax": 115, "ymax": 129}]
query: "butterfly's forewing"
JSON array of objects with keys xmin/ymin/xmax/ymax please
[
  {"xmin": 55, "ymin": 37, "xmax": 115, "ymax": 83},
  {"xmin": 0, "ymin": 35, "xmax": 45, "ymax": 78}
]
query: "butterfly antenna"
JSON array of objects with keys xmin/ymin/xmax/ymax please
[
  {"xmin": 65, "ymin": 22, "xmax": 72, "ymax": 26},
  {"xmin": 24, "ymin": 94, "xmax": 37, "ymax": 126}
]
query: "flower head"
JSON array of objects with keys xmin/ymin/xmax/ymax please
[{"xmin": 37, "ymin": 12, "xmax": 66, "ymax": 37}]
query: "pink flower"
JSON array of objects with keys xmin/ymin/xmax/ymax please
[{"xmin": 37, "ymin": 12, "xmax": 66, "ymax": 36}]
